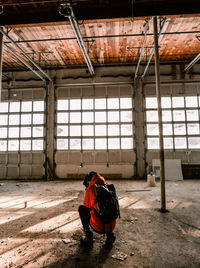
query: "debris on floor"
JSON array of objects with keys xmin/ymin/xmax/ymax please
[{"xmin": 112, "ymin": 252, "xmax": 128, "ymax": 261}]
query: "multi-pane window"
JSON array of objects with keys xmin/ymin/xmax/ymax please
[
  {"xmin": 145, "ymin": 96, "xmax": 200, "ymax": 149},
  {"xmin": 56, "ymin": 98, "xmax": 133, "ymax": 150},
  {"xmin": 0, "ymin": 101, "xmax": 45, "ymax": 151}
]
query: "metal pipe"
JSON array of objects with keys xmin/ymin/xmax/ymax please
[
  {"xmin": 68, "ymin": 6, "xmax": 95, "ymax": 76},
  {"xmin": 55, "ymin": 81, "xmax": 132, "ymax": 87},
  {"xmin": 141, "ymin": 17, "xmax": 167, "ymax": 80},
  {"xmin": 4, "ymin": 30, "xmax": 200, "ymax": 45},
  {"xmin": 0, "ymin": 27, "xmax": 52, "ymax": 82},
  {"xmin": 153, "ymin": 16, "xmax": 166, "ymax": 212},
  {"xmin": 0, "ymin": 31, "xmax": 3, "ymax": 101},
  {"xmin": 4, "ymin": 43, "xmax": 46, "ymax": 82},
  {"xmin": 183, "ymin": 53, "xmax": 200, "ymax": 72},
  {"xmin": 134, "ymin": 17, "xmax": 150, "ymax": 80}
]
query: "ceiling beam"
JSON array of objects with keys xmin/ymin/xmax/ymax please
[
  {"xmin": 0, "ymin": 0, "xmax": 200, "ymax": 26},
  {"xmin": 183, "ymin": 53, "xmax": 200, "ymax": 72}
]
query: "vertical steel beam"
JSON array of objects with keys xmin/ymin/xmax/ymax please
[
  {"xmin": 153, "ymin": 16, "xmax": 167, "ymax": 212},
  {"xmin": 141, "ymin": 17, "xmax": 167, "ymax": 80},
  {"xmin": 0, "ymin": 31, "xmax": 3, "ymax": 101}
]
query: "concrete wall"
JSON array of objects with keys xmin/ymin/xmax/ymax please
[{"xmin": 1, "ymin": 63, "xmax": 200, "ymax": 180}]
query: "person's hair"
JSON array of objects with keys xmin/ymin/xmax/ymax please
[{"xmin": 83, "ymin": 171, "xmax": 97, "ymax": 188}]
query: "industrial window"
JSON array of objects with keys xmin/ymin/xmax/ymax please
[
  {"xmin": 145, "ymin": 96, "xmax": 200, "ymax": 149},
  {"xmin": 0, "ymin": 101, "xmax": 45, "ymax": 152},
  {"xmin": 56, "ymin": 98, "xmax": 133, "ymax": 150}
]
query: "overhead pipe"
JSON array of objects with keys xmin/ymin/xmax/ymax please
[
  {"xmin": 4, "ymin": 43, "xmax": 46, "ymax": 82},
  {"xmin": 183, "ymin": 53, "xmax": 200, "ymax": 72},
  {"xmin": 58, "ymin": 1, "xmax": 95, "ymax": 77},
  {"xmin": 141, "ymin": 17, "xmax": 167, "ymax": 80},
  {"xmin": 134, "ymin": 17, "xmax": 151, "ymax": 80},
  {"xmin": 153, "ymin": 16, "xmax": 167, "ymax": 212},
  {"xmin": 0, "ymin": 27, "xmax": 52, "ymax": 82}
]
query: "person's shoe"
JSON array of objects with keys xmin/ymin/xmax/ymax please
[
  {"xmin": 80, "ymin": 230, "xmax": 93, "ymax": 248},
  {"xmin": 105, "ymin": 232, "xmax": 116, "ymax": 247}
]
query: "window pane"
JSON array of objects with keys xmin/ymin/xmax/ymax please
[
  {"xmin": 70, "ymin": 126, "xmax": 81, "ymax": 136},
  {"xmin": 82, "ymin": 125, "xmax": 94, "ymax": 136},
  {"xmin": 0, "ymin": 115, "xmax": 8, "ymax": 125},
  {"xmin": 70, "ymin": 99, "xmax": 81, "ymax": 110},
  {"xmin": 8, "ymin": 140, "xmax": 19, "ymax": 151},
  {"xmin": 33, "ymin": 101, "xmax": 44, "ymax": 111},
  {"xmin": 172, "ymin": 97, "xmax": 184, "ymax": 108},
  {"xmin": 95, "ymin": 138, "xmax": 107, "ymax": 150},
  {"xmin": 174, "ymin": 124, "xmax": 186, "ymax": 135},
  {"xmin": 33, "ymin": 114, "xmax": 44, "ymax": 124},
  {"xmin": 21, "ymin": 114, "xmax": 32, "ymax": 125},
  {"xmin": 163, "ymin": 124, "xmax": 173, "ymax": 136},
  {"xmin": 95, "ymin": 112, "xmax": 106, "ymax": 123},
  {"xmin": 121, "ymin": 138, "xmax": 133, "ymax": 149},
  {"xmin": 70, "ymin": 139, "xmax": 81, "ymax": 150},
  {"xmin": 121, "ymin": 111, "xmax": 132, "ymax": 122},
  {"xmin": 0, "ymin": 103, "xmax": 8, "ymax": 113},
  {"xmin": 161, "ymin": 97, "xmax": 171, "ymax": 108},
  {"xmin": 187, "ymin": 124, "xmax": 200, "ymax": 135},
  {"xmin": 21, "ymin": 127, "xmax": 31, "ymax": 138},
  {"xmin": 188, "ymin": 137, "xmax": 200, "ymax": 149},
  {"xmin": 0, "ymin": 128, "xmax": 7, "ymax": 138},
  {"xmin": 108, "ymin": 138, "xmax": 120, "ymax": 149},
  {"xmin": 146, "ymin": 97, "xmax": 157, "ymax": 109},
  {"xmin": 108, "ymin": 124, "xmax": 119, "ymax": 136},
  {"xmin": 147, "ymin": 138, "xmax": 159, "ymax": 149},
  {"xmin": 147, "ymin": 124, "xmax": 158, "ymax": 136},
  {"xmin": 120, "ymin": 98, "xmax": 132, "ymax": 109},
  {"xmin": 108, "ymin": 111, "xmax": 119, "ymax": 122},
  {"xmin": 95, "ymin": 98, "xmax": 106, "ymax": 110},
  {"xmin": 20, "ymin": 140, "xmax": 31, "ymax": 151},
  {"xmin": 82, "ymin": 112, "xmax": 94, "ymax": 123},
  {"xmin": 9, "ymin": 127, "xmax": 19, "ymax": 138},
  {"xmin": 107, "ymin": 98, "xmax": 119, "ymax": 109},
  {"xmin": 33, "ymin": 127, "xmax": 43, "ymax": 137},
  {"xmin": 185, "ymin": 96, "xmax": 198, "ymax": 107},
  {"xmin": 173, "ymin": 110, "xmax": 185, "ymax": 121},
  {"xmin": 70, "ymin": 112, "xmax": 81, "ymax": 123},
  {"xmin": 21, "ymin": 101, "xmax": 32, "ymax": 112},
  {"xmin": 162, "ymin": 111, "xmax": 172, "ymax": 122},
  {"xmin": 32, "ymin": 140, "xmax": 43, "ymax": 151},
  {"xmin": 57, "ymin": 112, "xmax": 68, "ymax": 123},
  {"xmin": 82, "ymin": 99, "xmax": 93, "ymax": 110},
  {"xmin": 9, "ymin": 114, "xmax": 20, "ymax": 125},
  {"xmin": 57, "ymin": 139, "xmax": 68, "ymax": 150},
  {"xmin": 164, "ymin": 138, "xmax": 173, "ymax": 149},
  {"xmin": 95, "ymin": 125, "xmax": 106, "ymax": 136},
  {"xmin": 121, "ymin": 124, "xmax": 133, "ymax": 136},
  {"xmin": 186, "ymin": 110, "xmax": 199, "ymax": 121},
  {"xmin": 57, "ymin": 100, "xmax": 68, "ymax": 110},
  {"xmin": 10, "ymin": 102, "xmax": 20, "ymax": 112},
  {"xmin": 174, "ymin": 137, "xmax": 187, "ymax": 149},
  {"xmin": 57, "ymin": 126, "xmax": 68, "ymax": 136},
  {"xmin": 146, "ymin": 111, "xmax": 158, "ymax": 122},
  {"xmin": 82, "ymin": 139, "xmax": 94, "ymax": 150},
  {"xmin": 0, "ymin": 140, "xmax": 7, "ymax": 151}
]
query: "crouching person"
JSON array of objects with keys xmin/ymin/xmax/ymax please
[{"xmin": 78, "ymin": 171, "xmax": 119, "ymax": 248}]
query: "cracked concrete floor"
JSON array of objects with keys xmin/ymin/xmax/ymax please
[{"xmin": 0, "ymin": 179, "xmax": 199, "ymax": 268}]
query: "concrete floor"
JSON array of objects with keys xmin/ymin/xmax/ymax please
[{"xmin": 0, "ymin": 179, "xmax": 199, "ymax": 268}]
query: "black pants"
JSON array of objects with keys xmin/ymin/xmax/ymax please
[{"xmin": 78, "ymin": 205, "xmax": 91, "ymax": 231}]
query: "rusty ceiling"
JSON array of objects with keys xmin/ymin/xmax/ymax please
[{"xmin": 1, "ymin": 0, "xmax": 200, "ymax": 72}]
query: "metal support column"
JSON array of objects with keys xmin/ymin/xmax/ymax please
[
  {"xmin": 0, "ymin": 31, "xmax": 3, "ymax": 101},
  {"xmin": 153, "ymin": 16, "xmax": 167, "ymax": 212},
  {"xmin": 46, "ymin": 79, "xmax": 56, "ymax": 180},
  {"xmin": 134, "ymin": 77, "xmax": 146, "ymax": 178}
]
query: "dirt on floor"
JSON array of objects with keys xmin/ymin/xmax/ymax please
[{"xmin": 0, "ymin": 179, "xmax": 199, "ymax": 268}]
